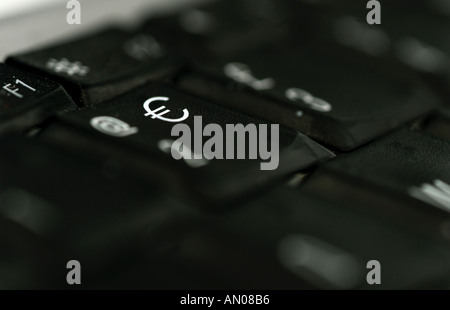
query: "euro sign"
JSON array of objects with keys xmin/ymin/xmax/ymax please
[{"xmin": 143, "ymin": 96, "xmax": 189, "ymax": 123}]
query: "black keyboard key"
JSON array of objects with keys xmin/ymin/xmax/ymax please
[
  {"xmin": 143, "ymin": 0, "xmax": 292, "ymax": 59},
  {"xmin": 38, "ymin": 82, "xmax": 334, "ymax": 205},
  {"xmin": 386, "ymin": 0, "xmax": 450, "ymax": 17},
  {"xmin": 0, "ymin": 215, "xmax": 62, "ymax": 289},
  {"xmin": 304, "ymin": 127, "xmax": 450, "ymax": 215},
  {"xmin": 6, "ymin": 28, "xmax": 182, "ymax": 106},
  {"xmin": 0, "ymin": 64, "xmax": 75, "ymax": 136},
  {"xmin": 176, "ymin": 43, "xmax": 440, "ymax": 151},
  {"xmin": 0, "ymin": 137, "xmax": 200, "ymax": 287},
  {"xmin": 423, "ymin": 108, "xmax": 450, "ymax": 141},
  {"xmin": 166, "ymin": 187, "xmax": 450, "ymax": 289},
  {"xmin": 314, "ymin": 1, "xmax": 450, "ymax": 97}
]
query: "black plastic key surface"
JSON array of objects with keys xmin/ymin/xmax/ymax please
[
  {"xmin": 6, "ymin": 28, "xmax": 182, "ymax": 106},
  {"xmin": 39, "ymin": 82, "xmax": 334, "ymax": 205},
  {"xmin": 143, "ymin": 0, "xmax": 292, "ymax": 59},
  {"xmin": 423, "ymin": 108, "xmax": 450, "ymax": 141},
  {"xmin": 0, "ymin": 137, "xmax": 201, "ymax": 288},
  {"xmin": 330, "ymin": 0, "xmax": 450, "ymax": 56},
  {"xmin": 0, "ymin": 64, "xmax": 75, "ymax": 136},
  {"xmin": 304, "ymin": 127, "xmax": 450, "ymax": 215},
  {"xmin": 176, "ymin": 43, "xmax": 440, "ymax": 151},
  {"xmin": 310, "ymin": 1, "xmax": 450, "ymax": 97},
  {"xmin": 0, "ymin": 215, "xmax": 63, "ymax": 289},
  {"xmin": 161, "ymin": 187, "xmax": 450, "ymax": 289}
]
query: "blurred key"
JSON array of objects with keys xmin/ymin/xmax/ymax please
[
  {"xmin": 423, "ymin": 108, "xmax": 450, "ymax": 141},
  {"xmin": 162, "ymin": 187, "xmax": 450, "ymax": 289},
  {"xmin": 312, "ymin": 1, "xmax": 450, "ymax": 97},
  {"xmin": 6, "ymin": 28, "xmax": 182, "ymax": 106},
  {"xmin": 304, "ymin": 127, "xmax": 450, "ymax": 215},
  {"xmin": 0, "ymin": 216, "xmax": 62, "ymax": 289},
  {"xmin": 38, "ymin": 82, "xmax": 334, "ymax": 205},
  {"xmin": 0, "ymin": 137, "xmax": 200, "ymax": 287},
  {"xmin": 176, "ymin": 43, "xmax": 440, "ymax": 151},
  {"xmin": 0, "ymin": 64, "xmax": 75, "ymax": 137},
  {"xmin": 143, "ymin": 0, "xmax": 292, "ymax": 59}
]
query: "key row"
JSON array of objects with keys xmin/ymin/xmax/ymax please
[
  {"xmin": 1, "ymin": 136, "xmax": 449, "ymax": 289},
  {"xmin": 1, "ymin": 0, "xmax": 448, "ymax": 148},
  {"xmin": 1, "ymin": 44, "xmax": 445, "ymax": 151},
  {"xmin": 1, "ymin": 64, "xmax": 449, "ymax": 206},
  {"xmin": 3, "ymin": 75, "xmax": 447, "ymax": 213}
]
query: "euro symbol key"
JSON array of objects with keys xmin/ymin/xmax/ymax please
[{"xmin": 143, "ymin": 96, "xmax": 189, "ymax": 123}]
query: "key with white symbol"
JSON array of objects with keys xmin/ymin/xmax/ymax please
[
  {"xmin": 304, "ymin": 127, "xmax": 450, "ymax": 218},
  {"xmin": 0, "ymin": 64, "xmax": 76, "ymax": 137},
  {"xmin": 224, "ymin": 63, "xmax": 275, "ymax": 91},
  {"xmin": 170, "ymin": 187, "xmax": 450, "ymax": 289},
  {"xmin": 39, "ymin": 82, "xmax": 334, "ymax": 204},
  {"xmin": 3, "ymin": 79, "xmax": 37, "ymax": 98},
  {"xmin": 90, "ymin": 116, "xmax": 138, "ymax": 137},
  {"xmin": 6, "ymin": 28, "xmax": 183, "ymax": 106},
  {"xmin": 46, "ymin": 58, "xmax": 90, "ymax": 77},
  {"xmin": 143, "ymin": 97, "xmax": 189, "ymax": 123},
  {"xmin": 124, "ymin": 34, "xmax": 165, "ymax": 61},
  {"xmin": 409, "ymin": 180, "xmax": 450, "ymax": 213},
  {"xmin": 177, "ymin": 42, "xmax": 439, "ymax": 151}
]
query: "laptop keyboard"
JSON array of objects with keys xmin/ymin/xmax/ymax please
[{"xmin": 0, "ymin": 0, "xmax": 449, "ymax": 289}]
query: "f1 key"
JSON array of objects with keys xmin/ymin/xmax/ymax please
[
  {"xmin": 6, "ymin": 28, "xmax": 182, "ymax": 106},
  {"xmin": 0, "ymin": 64, "xmax": 75, "ymax": 137}
]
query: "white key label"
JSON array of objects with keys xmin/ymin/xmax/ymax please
[
  {"xmin": 46, "ymin": 58, "xmax": 89, "ymax": 76},
  {"xmin": 286, "ymin": 88, "xmax": 332, "ymax": 112},
  {"xmin": 224, "ymin": 63, "xmax": 275, "ymax": 91},
  {"xmin": 143, "ymin": 97, "xmax": 189, "ymax": 123},
  {"xmin": 2, "ymin": 79, "xmax": 36, "ymax": 98},
  {"xmin": 409, "ymin": 179, "xmax": 450, "ymax": 212},
  {"xmin": 90, "ymin": 116, "xmax": 138, "ymax": 137},
  {"xmin": 124, "ymin": 35, "xmax": 164, "ymax": 61}
]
